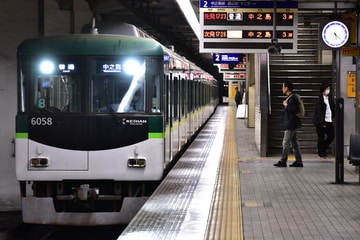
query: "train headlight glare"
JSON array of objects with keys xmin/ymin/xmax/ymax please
[
  {"xmin": 30, "ymin": 158, "xmax": 49, "ymax": 167},
  {"xmin": 127, "ymin": 158, "xmax": 146, "ymax": 168},
  {"xmin": 123, "ymin": 59, "xmax": 141, "ymax": 75},
  {"xmin": 40, "ymin": 60, "xmax": 55, "ymax": 74}
]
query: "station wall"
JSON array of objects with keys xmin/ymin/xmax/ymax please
[{"xmin": 0, "ymin": 0, "xmax": 91, "ymax": 210}]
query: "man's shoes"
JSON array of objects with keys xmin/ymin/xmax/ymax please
[
  {"xmin": 274, "ymin": 161, "xmax": 287, "ymax": 167},
  {"xmin": 289, "ymin": 162, "xmax": 303, "ymax": 167},
  {"xmin": 318, "ymin": 154, "xmax": 327, "ymax": 159}
]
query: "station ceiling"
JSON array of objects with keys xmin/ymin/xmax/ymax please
[{"xmin": 83, "ymin": 0, "xmax": 360, "ymax": 81}]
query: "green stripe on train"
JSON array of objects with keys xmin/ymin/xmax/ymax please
[
  {"xmin": 16, "ymin": 133, "xmax": 28, "ymax": 139},
  {"xmin": 148, "ymin": 132, "xmax": 164, "ymax": 138}
]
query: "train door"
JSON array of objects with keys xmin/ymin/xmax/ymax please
[
  {"xmin": 180, "ymin": 77, "xmax": 187, "ymax": 146},
  {"xmin": 164, "ymin": 73, "xmax": 172, "ymax": 165}
]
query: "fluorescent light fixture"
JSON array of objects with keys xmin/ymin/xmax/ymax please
[{"xmin": 176, "ymin": 0, "xmax": 200, "ymax": 39}]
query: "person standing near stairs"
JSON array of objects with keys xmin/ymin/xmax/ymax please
[
  {"xmin": 312, "ymin": 83, "xmax": 335, "ymax": 158},
  {"xmin": 274, "ymin": 81, "xmax": 303, "ymax": 167}
]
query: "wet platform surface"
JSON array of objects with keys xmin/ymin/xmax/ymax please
[{"xmin": 119, "ymin": 105, "xmax": 360, "ymax": 240}]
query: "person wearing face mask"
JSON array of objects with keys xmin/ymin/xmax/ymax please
[{"xmin": 313, "ymin": 83, "xmax": 336, "ymax": 158}]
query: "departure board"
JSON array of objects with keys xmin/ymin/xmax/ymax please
[
  {"xmin": 223, "ymin": 72, "xmax": 246, "ymax": 81},
  {"xmin": 199, "ymin": 1, "xmax": 298, "ymax": 53}
]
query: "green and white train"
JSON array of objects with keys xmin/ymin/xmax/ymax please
[{"xmin": 15, "ymin": 26, "xmax": 218, "ymax": 225}]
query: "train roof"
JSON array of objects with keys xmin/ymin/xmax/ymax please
[{"xmin": 17, "ymin": 34, "xmax": 164, "ymax": 56}]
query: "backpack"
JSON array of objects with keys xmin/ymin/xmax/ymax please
[
  {"xmin": 286, "ymin": 93, "xmax": 305, "ymax": 118},
  {"xmin": 294, "ymin": 94, "xmax": 305, "ymax": 118}
]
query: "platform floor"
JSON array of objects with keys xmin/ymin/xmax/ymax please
[
  {"xmin": 237, "ymin": 114, "xmax": 360, "ymax": 239},
  {"xmin": 120, "ymin": 104, "xmax": 360, "ymax": 240}
]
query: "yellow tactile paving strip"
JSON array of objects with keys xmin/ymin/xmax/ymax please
[{"xmin": 205, "ymin": 107, "xmax": 243, "ymax": 240}]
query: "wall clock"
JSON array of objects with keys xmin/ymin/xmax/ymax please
[{"xmin": 321, "ymin": 20, "xmax": 349, "ymax": 48}]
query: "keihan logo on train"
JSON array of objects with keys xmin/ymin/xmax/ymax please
[{"xmin": 121, "ymin": 118, "xmax": 147, "ymax": 126}]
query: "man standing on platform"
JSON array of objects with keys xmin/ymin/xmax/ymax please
[
  {"xmin": 274, "ymin": 81, "xmax": 303, "ymax": 167},
  {"xmin": 234, "ymin": 87, "xmax": 242, "ymax": 107}
]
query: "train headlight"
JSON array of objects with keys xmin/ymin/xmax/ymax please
[
  {"xmin": 127, "ymin": 158, "xmax": 146, "ymax": 168},
  {"xmin": 39, "ymin": 60, "xmax": 55, "ymax": 74},
  {"xmin": 123, "ymin": 59, "xmax": 141, "ymax": 75},
  {"xmin": 30, "ymin": 158, "xmax": 49, "ymax": 167}
]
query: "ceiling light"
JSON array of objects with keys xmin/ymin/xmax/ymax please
[{"xmin": 175, "ymin": 0, "xmax": 200, "ymax": 39}]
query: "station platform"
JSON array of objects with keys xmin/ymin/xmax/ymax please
[{"xmin": 119, "ymin": 104, "xmax": 360, "ymax": 240}]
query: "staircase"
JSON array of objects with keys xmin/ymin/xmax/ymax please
[{"xmin": 267, "ymin": 19, "xmax": 333, "ymax": 155}]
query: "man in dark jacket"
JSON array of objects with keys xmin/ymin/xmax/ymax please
[
  {"xmin": 312, "ymin": 83, "xmax": 335, "ymax": 158},
  {"xmin": 234, "ymin": 87, "xmax": 242, "ymax": 107},
  {"xmin": 274, "ymin": 81, "xmax": 303, "ymax": 167}
]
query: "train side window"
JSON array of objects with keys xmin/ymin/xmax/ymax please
[
  {"xmin": 188, "ymin": 81, "xmax": 193, "ymax": 112},
  {"xmin": 201, "ymin": 83, "xmax": 204, "ymax": 107},
  {"xmin": 180, "ymin": 78, "xmax": 187, "ymax": 117},
  {"xmin": 198, "ymin": 82, "xmax": 201, "ymax": 108},
  {"xmin": 173, "ymin": 76, "xmax": 179, "ymax": 119},
  {"xmin": 194, "ymin": 81, "xmax": 198, "ymax": 110},
  {"xmin": 165, "ymin": 74, "xmax": 170, "ymax": 124}
]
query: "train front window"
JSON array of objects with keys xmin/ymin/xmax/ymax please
[
  {"xmin": 29, "ymin": 58, "xmax": 84, "ymax": 113},
  {"xmin": 91, "ymin": 58, "xmax": 146, "ymax": 113}
]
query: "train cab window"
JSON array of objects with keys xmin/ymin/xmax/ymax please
[
  {"xmin": 91, "ymin": 57, "xmax": 146, "ymax": 113},
  {"xmin": 28, "ymin": 58, "xmax": 84, "ymax": 113}
]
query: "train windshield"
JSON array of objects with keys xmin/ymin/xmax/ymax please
[
  {"xmin": 91, "ymin": 57, "xmax": 146, "ymax": 113},
  {"xmin": 28, "ymin": 58, "xmax": 84, "ymax": 113},
  {"xmin": 19, "ymin": 56, "xmax": 157, "ymax": 114}
]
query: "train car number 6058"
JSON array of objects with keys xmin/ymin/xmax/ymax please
[{"xmin": 30, "ymin": 117, "xmax": 53, "ymax": 126}]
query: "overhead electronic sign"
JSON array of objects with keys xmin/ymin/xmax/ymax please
[
  {"xmin": 213, "ymin": 53, "xmax": 245, "ymax": 64},
  {"xmin": 199, "ymin": 1, "xmax": 298, "ymax": 53},
  {"xmin": 101, "ymin": 63, "xmax": 121, "ymax": 73},
  {"xmin": 223, "ymin": 72, "xmax": 246, "ymax": 81},
  {"xmin": 217, "ymin": 63, "xmax": 246, "ymax": 73}
]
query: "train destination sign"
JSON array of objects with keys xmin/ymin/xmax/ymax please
[
  {"xmin": 203, "ymin": 12, "xmax": 295, "ymax": 26},
  {"xmin": 200, "ymin": 1, "xmax": 298, "ymax": 9},
  {"xmin": 218, "ymin": 63, "xmax": 246, "ymax": 73},
  {"xmin": 223, "ymin": 72, "xmax": 246, "ymax": 81},
  {"xmin": 213, "ymin": 53, "xmax": 245, "ymax": 64},
  {"xmin": 204, "ymin": 30, "xmax": 294, "ymax": 39},
  {"xmin": 199, "ymin": 1, "xmax": 298, "ymax": 53}
]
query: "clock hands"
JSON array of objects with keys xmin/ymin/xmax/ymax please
[{"xmin": 333, "ymin": 32, "xmax": 341, "ymax": 41}]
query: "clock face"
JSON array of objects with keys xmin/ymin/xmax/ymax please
[{"xmin": 322, "ymin": 21, "xmax": 349, "ymax": 48}]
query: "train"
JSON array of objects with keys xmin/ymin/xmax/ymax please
[{"xmin": 15, "ymin": 24, "xmax": 218, "ymax": 225}]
